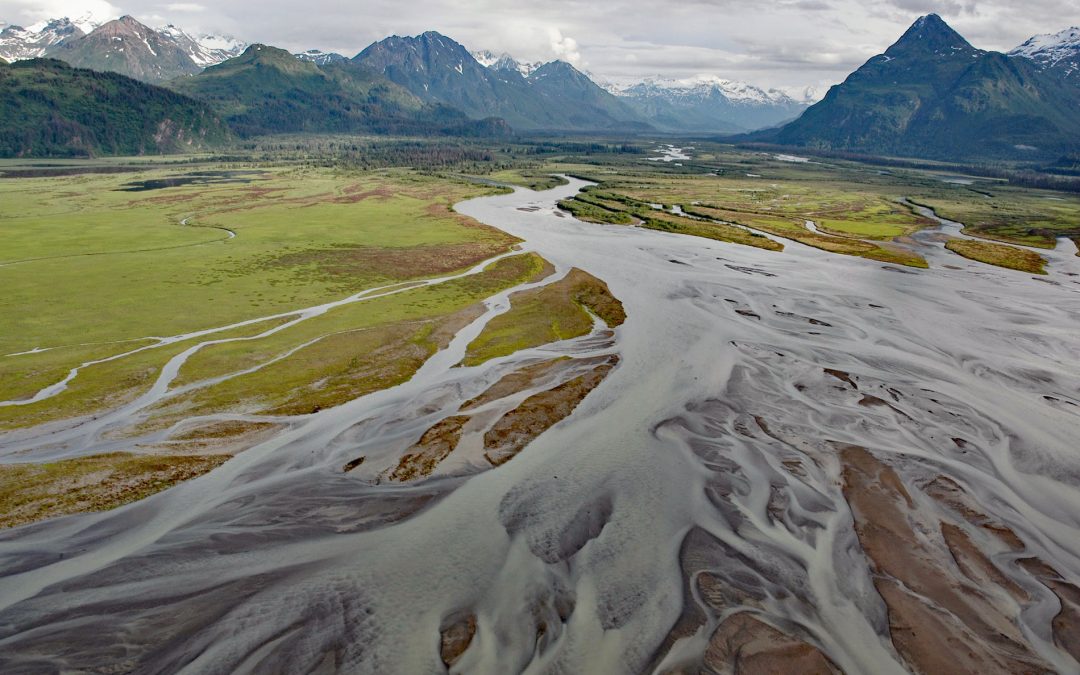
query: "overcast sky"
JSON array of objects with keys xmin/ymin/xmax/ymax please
[{"xmin": 4, "ymin": 0, "xmax": 1079, "ymax": 96}]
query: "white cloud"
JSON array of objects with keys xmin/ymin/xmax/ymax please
[
  {"xmin": 166, "ymin": 3, "xmax": 206, "ymax": 11},
  {"xmin": 548, "ymin": 27, "xmax": 582, "ymax": 66},
  {"xmin": 3, "ymin": 0, "xmax": 118, "ymax": 26}
]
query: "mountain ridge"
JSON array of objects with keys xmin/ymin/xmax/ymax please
[
  {"xmin": 766, "ymin": 13, "xmax": 1080, "ymax": 160},
  {"xmin": 169, "ymin": 43, "xmax": 507, "ymax": 138},
  {"xmin": 355, "ymin": 31, "xmax": 649, "ymax": 132}
]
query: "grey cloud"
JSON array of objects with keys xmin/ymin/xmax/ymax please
[{"xmin": 4, "ymin": 0, "xmax": 1078, "ymax": 91}]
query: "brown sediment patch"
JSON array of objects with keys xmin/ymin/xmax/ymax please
[
  {"xmin": 646, "ymin": 528, "xmax": 764, "ymax": 673},
  {"xmin": 839, "ymin": 445, "xmax": 1050, "ymax": 673},
  {"xmin": 0, "ymin": 452, "xmax": 230, "ymax": 529},
  {"xmin": 857, "ymin": 394, "xmax": 911, "ymax": 420},
  {"xmin": 388, "ymin": 415, "xmax": 471, "ymax": 483},
  {"xmin": 483, "ymin": 356, "xmax": 618, "ymax": 467},
  {"xmin": 923, "ymin": 476, "xmax": 1026, "ymax": 550},
  {"xmin": 702, "ymin": 613, "xmax": 839, "ymax": 675},
  {"xmin": 1019, "ymin": 558, "xmax": 1080, "ymax": 662},
  {"xmin": 824, "ymin": 368, "xmax": 856, "ymax": 389},
  {"xmin": 645, "ymin": 535, "xmax": 712, "ymax": 672},
  {"xmin": 145, "ymin": 420, "xmax": 284, "ymax": 456},
  {"xmin": 776, "ymin": 311, "xmax": 832, "ymax": 327},
  {"xmin": 439, "ymin": 611, "xmax": 477, "ymax": 667},
  {"xmin": 342, "ymin": 456, "xmax": 365, "ymax": 473},
  {"xmin": 460, "ymin": 358, "xmax": 568, "ymax": 411},
  {"xmin": 857, "ymin": 394, "xmax": 889, "ymax": 408},
  {"xmin": 170, "ymin": 420, "xmax": 278, "ymax": 441},
  {"xmin": 941, "ymin": 523, "xmax": 1028, "ymax": 601},
  {"xmin": 735, "ymin": 308, "xmax": 761, "ymax": 320}
]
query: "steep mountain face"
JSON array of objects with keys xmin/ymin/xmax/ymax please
[
  {"xmin": 526, "ymin": 60, "xmax": 650, "ymax": 130},
  {"xmin": 49, "ymin": 16, "xmax": 201, "ymax": 82},
  {"xmin": 355, "ymin": 32, "xmax": 647, "ymax": 131},
  {"xmin": 1010, "ymin": 27, "xmax": 1080, "ymax": 81},
  {"xmin": 157, "ymin": 25, "xmax": 246, "ymax": 67},
  {"xmin": 0, "ymin": 58, "xmax": 229, "ymax": 157},
  {"xmin": 0, "ymin": 15, "xmax": 244, "ymax": 72},
  {"xmin": 295, "ymin": 49, "xmax": 348, "ymax": 65},
  {"xmin": 0, "ymin": 18, "xmax": 84, "ymax": 62},
  {"xmin": 612, "ymin": 76, "xmax": 810, "ymax": 133},
  {"xmin": 170, "ymin": 44, "xmax": 502, "ymax": 137},
  {"xmin": 771, "ymin": 14, "xmax": 1080, "ymax": 160}
]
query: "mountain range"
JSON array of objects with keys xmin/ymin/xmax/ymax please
[
  {"xmin": 2, "ymin": 12, "xmax": 1080, "ymax": 161},
  {"xmin": 352, "ymin": 31, "xmax": 647, "ymax": 132},
  {"xmin": 0, "ymin": 15, "xmax": 244, "ymax": 81},
  {"xmin": 609, "ymin": 76, "xmax": 811, "ymax": 133},
  {"xmin": 168, "ymin": 43, "xmax": 505, "ymax": 138},
  {"xmin": 765, "ymin": 14, "xmax": 1080, "ymax": 160},
  {"xmin": 0, "ymin": 14, "xmax": 804, "ymax": 133},
  {"xmin": 1009, "ymin": 26, "xmax": 1080, "ymax": 82}
]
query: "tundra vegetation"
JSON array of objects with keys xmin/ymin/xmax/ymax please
[
  {"xmin": 3, "ymin": 139, "xmax": 1078, "ymax": 526},
  {"xmin": 547, "ymin": 145, "xmax": 1080, "ymax": 268}
]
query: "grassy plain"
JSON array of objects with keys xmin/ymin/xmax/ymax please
[
  {"xmin": 0, "ymin": 166, "xmax": 526, "ymax": 427},
  {"xmin": 139, "ymin": 252, "xmax": 551, "ymax": 428},
  {"xmin": 462, "ymin": 268, "xmax": 625, "ymax": 367},
  {"xmin": 911, "ymin": 190, "xmax": 1080, "ymax": 250},
  {"xmin": 0, "ymin": 166, "xmax": 516, "ymax": 355},
  {"xmin": 0, "ymin": 162, "xmax": 553, "ymax": 526},
  {"xmin": 945, "ymin": 239, "xmax": 1048, "ymax": 274},
  {"xmin": 547, "ymin": 154, "xmax": 933, "ymax": 267},
  {"xmin": 544, "ymin": 146, "xmax": 1080, "ymax": 269}
]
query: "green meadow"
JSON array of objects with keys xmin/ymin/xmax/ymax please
[
  {"xmin": 0, "ymin": 165, "xmax": 526, "ymax": 431},
  {"xmin": 544, "ymin": 146, "xmax": 1080, "ymax": 269}
]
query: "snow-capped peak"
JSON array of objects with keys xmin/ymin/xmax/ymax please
[
  {"xmin": 195, "ymin": 32, "xmax": 246, "ymax": 55},
  {"xmin": 470, "ymin": 49, "xmax": 499, "ymax": 68},
  {"xmin": 609, "ymin": 75, "xmax": 804, "ymax": 106},
  {"xmin": 1009, "ymin": 27, "xmax": 1080, "ymax": 68},
  {"xmin": 155, "ymin": 24, "xmax": 246, "ymax": 67},
  {"xmin": 0, "ymin": 17, "xmax": 86, "ymax": 62},
  {"xmin": 470, "ymin": 49, "xmax": 543, "ymax": 77},
  {"xmin": 71, "ymin": 12, "xmax": 103, "ymax": 34}
]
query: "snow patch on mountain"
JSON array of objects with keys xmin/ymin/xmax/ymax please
[
  {"xmin": 471, "ymin": 49, "xmax": 498, "ymax": 68},
  {"xmin": 0, "ymin": 14, "xmax": 244, "ymax": 68},
  {"xmin": 157, "ymin": 24, "xmax": 246, "ymax": 67},
  {"xmin": 0, "ymin": 17, "xmax": 85, "ymax": 61},
  {"xmin": 294, "ymin": 49, "xmax": 346, "ymax": 65},
  {"xmin": 1010, "ymin": 27, "xmax": 1080, "ymax": 72},
  {"xmin": 470, "ymin": 49, "xmax": 542, "ymax": 77},
  {"xmin": 608, "ymin": 75, "xmax": 808, "ymax": 106}
]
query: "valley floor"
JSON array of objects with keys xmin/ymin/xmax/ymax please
[{"xmin": 1, "ymin": 149, "xmax": 1079, "ymax": 673}]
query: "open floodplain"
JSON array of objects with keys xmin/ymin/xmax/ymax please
[{"xmin": 2, "ymin": 147, "xmax": 1080, "ymax": 673}]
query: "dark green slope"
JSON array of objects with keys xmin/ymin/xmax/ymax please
[
  {"xmin": 0, "ymin": 58, "xmax": 229, "ymax": 157},
  {"xmin": 773, "ymin": 14, "xmax": 1080, "ymax": 160},
  {"xmin": 354, "ymin": 32, "xmax": 647, "ymax": 132},
  {"xmin": 527, "ymin": 61, "xmax": 651, "ymax": 131},
  {"xmin": 170, "ymin": 44, "xmax": 507, "ymax": 137}
]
